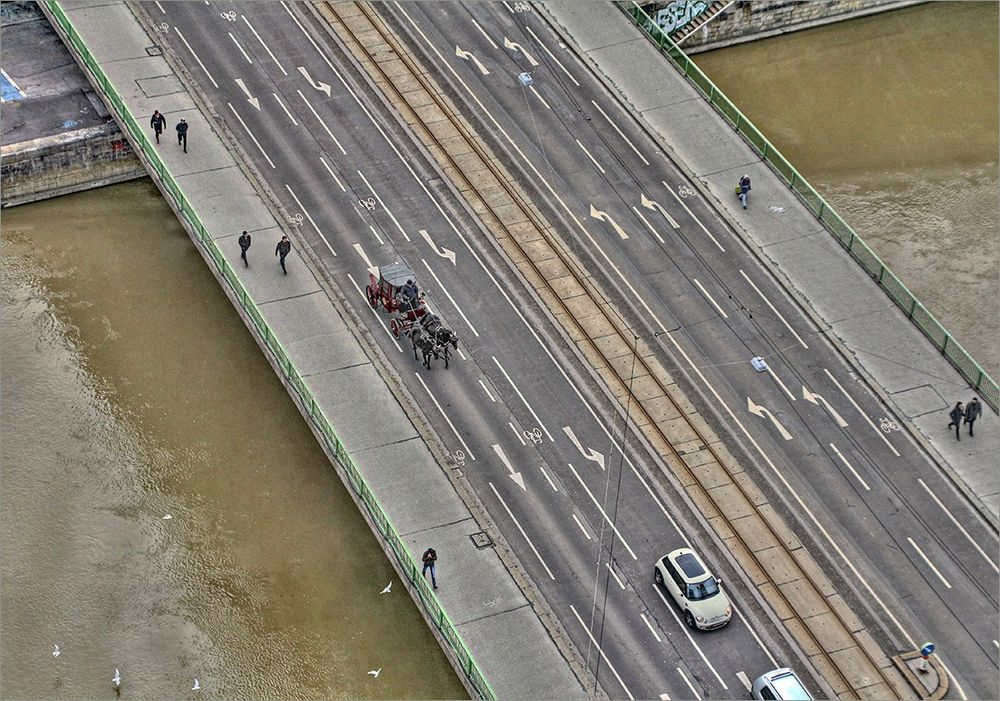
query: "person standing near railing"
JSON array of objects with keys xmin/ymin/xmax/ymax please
[
  {"xmin": 739, "ymin": 174, "xmax": 751, "ymax": 209},
  {"xmin": 150, "ymin": 109, "xmax": 166, "ymax": 144},
  {"xmin": 176, "ymin": 118, "xmax": 188, "ymax": 153}
]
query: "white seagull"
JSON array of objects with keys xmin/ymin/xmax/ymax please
[
  {"xmin": 367, "ymin": 668, "xmax": 382, "ymax": 678},
  {"xmin": 192, "ymin": 678, "xmax": 201, "ymax": 691},
  {"xmin": 113, "ymin": 668, "xmax": 121, "ymax": 687},
  {"xmin": 163, "ymin": 514, "xmax": 173, "ymax": 520},
  {"xmin": 379, "ymin": 581, "xmax": 392, "ymax": 594},
  {"xmin": 52, "ymin": 645, "xmax": 60, "ymax": 657}
]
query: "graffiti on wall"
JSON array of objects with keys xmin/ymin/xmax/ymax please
[{"xmin": 653, "ymin": 0, "xmax": 710, "ymax": 34}]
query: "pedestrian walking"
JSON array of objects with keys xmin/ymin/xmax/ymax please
[
  {"xmin": 965, "ymin": 397, "xmax": 982, "ymax": 437},
  {"xmin": 176, "ymin": 118, "xmax": 188, "ymax": 153},
  {"xmin": 275, "ymin": 235, "xmax": 291, "ymax": 274},
  {"xmin": 738, "ymin": 174, "xmax": 752, "ymax": 209},
  {"xmin": 150, "ymin": 110, "xmax": 166, "ymax": 144},
  {"xmin": 238, "ymin": 230, "xmax": 252, "ymax": 267},
  {"xmin": 421, "ymin": 547, "xmax": 438, "ymax": 589},
  {"xmin": 947, "ymin": 401, "xmax": 964, "ymax": 440}
]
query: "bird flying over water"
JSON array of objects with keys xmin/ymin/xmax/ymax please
[
  {"xmin": 192, "ymin": 678, "xmax": 201, "ymax": 691},
  {"xmin": 163, "ymin": 514, "xmax": 173, "ymax": 520},
  {"xmin": 380, "ymin": 581, "xmax": 392, "ymax": 594},
  {"xmin": 113, "ymin": 669, "xmax": 121, "ymax": 687},
  {"xmin": 52, "ymin": 645, "xmax": 60, "ymax": 657},
  {"xmin": 368, "ymin": 668, "xmax": 382, "ymax": 678}
]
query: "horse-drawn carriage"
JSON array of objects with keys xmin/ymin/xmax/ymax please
[{"xmin": 366, "ymin": 263, "xmax": 459, "ymax": 369}]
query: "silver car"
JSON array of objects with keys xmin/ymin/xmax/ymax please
[{"xmin": 654, "ymin": 547, "xmax": 732, "ymax": 630}]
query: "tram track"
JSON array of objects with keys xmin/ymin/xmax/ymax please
[{"xmin": 314, "ymin": 1, "xmax": 916, "ymax": 698}]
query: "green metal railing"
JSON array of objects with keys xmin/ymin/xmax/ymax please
[
  {"xmin": 617, "ymin": 1, "xmax": 998, "ymax": 412},
  {"xmin": 43, "ymin": 3, "xmax": 494, "ymax": 696}
]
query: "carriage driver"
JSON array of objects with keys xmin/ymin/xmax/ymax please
[{"xmin": 401, "ymin": 279, "xmax": 419, "ymax": 310}]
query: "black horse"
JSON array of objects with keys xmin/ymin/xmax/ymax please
[
  {"xmin": 410, "ymin": 325, "xmax": 438, "ymax": 369},
  {"xmin": 420, "ymin": 314, "xmax": 460, "ymax": 369}
]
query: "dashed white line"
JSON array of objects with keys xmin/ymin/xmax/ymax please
[
  {"xmin": 174, "ymin": 27, "xmax": 218, "ymax": 88},
  {"xmin": 830, "ymin": 443, "xmax": 871, "ymax": 491},
  {"xmin": 422, "ymin": 259, "xmax": 479, "ymax": 336},
  {"xmin": 538, "ymin": 464, "xmax": 559, "ymax": 492},
  {"xmin": 571, "ymin": 513, "xmax": 591, "ymax": 540},
  {"xmin": 319, "ymin": 156, "xmax": 346, "ymax": 193},
  {"xmin": 415, "ymin": 373, "xmax": 476, "ymax": 461},
  {"xmin": 227, "ymin": 102, "xmax": 275, "ymax": 168},
  {"xmin": 740, "ymin": 269, "xmax": 809, "ymax": 350},
  {"xmin": 154, "ymin": 1, "xmax": 166, "ymax": 13},
  {"xmin": 676, "ymin": 667, "xmax": 702, "ymax": 700},
  {"xmin": 284, "ymin": 184, "xmax": 335, "ymax": 255},
  {"xmin": 567, "ymin": 463, "xmax": 637, "ymax": 560},
  {"xmin": 524, "ymin": 25, "xmax": 580, "ymax": 86},
  {"xmin": 651, "ymin": 585, "xmax": 727, "ymax": 688},
  {"xmin": 346, "ymin": 273, "xmax": 402, "ymax": 353},
  {"xmin": 640, "ymin": 612, "xmax": 661, "ymax": 641},
  {"xmin": 356, "ymin": 169, "xmax": 410, "ymax": 241},
  {"xmin": 501, "ymin": 0, "xmax": 515, "ymax": 12},
  {"xmin": 228, "ymin": 31, "xmax": 254, "ymax": 64},
  {"xmin": 590, "ymin": 99, "xmax": 649, "ymax": 165},
  {"xmin": 508, "ymin": 422, "xmax": 526, "ymax": 445},
  {"xmin": 632, "ymin": 206, "xmax": 666, "ymax": 244},
  {"xmin": 907, "ymin": 537, "xmax": 951, "ymax": 588},
  {"xmin": 692, "ymin": 278, "xmax": 728, "ymax": 319},
  {"xmin": 823, "ymin": 368, "xmax": 900, "ymax": 457},
  {"xmin": 737, "ymin": 671, "xmax": 752, "ymax": 692},
  {"xmin": 468, "ymin": 17, "xmax": 498, "ymax": 49},
  {"xmin": 576, "ymin": 139, "xmax": 606, "ymax": 174},
  {"xmin": 767, "ymin": 366, "xmax": 796, "ymax": 403},
  {"xmin": 492, "ymin": 356, "xmax": 553, "ymax": 441},
  {"xmin": 272, "ymin": 92, "xmax": 297, "ymax": 125},
  {"xmin": 489, "ymin": 482, "xmax": 555, "ymax": 579},
  {"xmin": 568, "ymin": 605, "xmax": 635, "ymax": 700},
  {"xmin": 478, "ymin": 379, "xmax": 496, "ymax": 402},
  {"xmin": 368, "ymin": 225, "xmax": 385, "ymax": 246},
  {"xmin": 529, "ymin": 85, "xmax": 551, "ymax": 110},
  {"xmin": 242, "ymin": 15, "xmax": 287, "ymax": 75},
  {"xmin": 918, "ymin": 478, "xmax": 999, "ymax": 572},
  {"xmin": 297, "ymin": 90, "xmax": 346, "ymax": 154},
  {"xmin": 732, "ymin": 603, "xmax": 779, "ymax": 667},
  {"xmin": 605, "ymin": 562, "xmax": 625, "ymax": 590},
  {"xmin": 662, "ymin": 181, "xmax": 726, "ymax": 252}
]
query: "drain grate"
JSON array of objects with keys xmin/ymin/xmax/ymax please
[{"xmin": 469, "ymin": 531, "xmax": 493, "ymax": 549}]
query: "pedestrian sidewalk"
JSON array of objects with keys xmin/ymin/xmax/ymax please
[
  {"xmin": 542, "ymin": 1, "xmax": 998, "ymax": 526},
  {"xmin": 45, "ymin": 1, "xmax": 587, "ymax": 697}
]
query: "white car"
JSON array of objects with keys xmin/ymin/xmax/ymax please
[
  {"xmin": 751, "ymin": 668, "xmax": 812, "ymax": 700},
  {"xmin": 654, "ymin": 547, "xmax": 732, "ymax": 630}
]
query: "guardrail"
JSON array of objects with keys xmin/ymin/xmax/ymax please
[
  {"xmin": 42, "ymin": 2, "xmax": 494, "ymax": 697},
  {"xmin": 616, "ymin": 1, "xmax": 998, "ymax": 412}
]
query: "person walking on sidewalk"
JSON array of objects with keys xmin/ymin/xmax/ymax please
[
  {"xmin": 947, "ymin": 401, "xmax": 965, "ymax": 440},
  {"xmin": 275, "ymin": 235, "xmax": 292, "ymax": 274},
  {"xmin": 965, "ymin": 397, "xmax": 982, "ymax": 437},
  {"xmin": 150, "ymin": 110, "xmax": 166, "ymax": 144},
  {"xmin": 238, "ymin": 230, "xmax": 252, "ymax": 267},
  {"xmin": 176, "ymin": 118, "xmax": 188, "ymax": 153},
  {"xmin": 738, "ymin": 174, "xmax": 752, "ymax": 209},
  {"xmin": 421, "ymin": 547, "xmax": 438, "ymax": 589}
]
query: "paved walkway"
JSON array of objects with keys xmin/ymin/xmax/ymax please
[
  {"xmin": 49, "ymin": 1, "xmax": 586, "ymax": 698},
  {"xmin": 543, "ymin": 1, "xmax": 998, "ymax": 528}
]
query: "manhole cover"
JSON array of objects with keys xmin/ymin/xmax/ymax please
[
  {"xmin": 469, "ymin": 532, "xmax": 493, "ymax": 549},
  {"xmin": 145, "ymin": 45, "xmax": 163, "ymax": 57}
]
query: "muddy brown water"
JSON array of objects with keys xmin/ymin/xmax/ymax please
[{"xmin": 0, "ymin": 179, "xmax": 466, "ymax": 699}]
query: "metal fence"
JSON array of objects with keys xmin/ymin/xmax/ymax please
[
  {"xmin": 43, "ymin": 2, "xmax": 495, "ymax": 696},
  {"xmin": 616, "ymin": 1, "xmax": 998, "ymax": 412}
]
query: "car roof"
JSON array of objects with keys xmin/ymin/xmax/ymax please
[
  {"xmin": 667, "ymin": 548, "xmax": 709, "ymax": 581},
  {"xmin": 770, "ymin": 670, "xmax": 809, "ymax": 700}
]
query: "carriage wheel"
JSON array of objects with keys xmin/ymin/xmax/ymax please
[
  {"xmin": 389, "ymin": 318, "xmax": 402, "ymax": 338},
  {"xmin": 365, "ymin": 285, "xmax": 378, "ymax": 309}
]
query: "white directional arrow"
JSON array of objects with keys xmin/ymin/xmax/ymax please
[
  {"xmin": 492, "ymin": 444, "xmax": 526, "ymax": 491},
  {"xmin": 419, "ymin": 229, "xmax": 456, "ymax": 265},
  {"xmin": 640, "ymin": 192, "xmax": 679, "ymax": 229},
  {"xmin": 455, "ymin": 45, "xmax": 490, "ymax": 75},
  {"xmin": 352, "ymin": 242, "xmax": 373, "ymax": 268},
  {"xmin": 590, "ymin": 205, "xmax": 629, "ymax": 240},
  {"xmin": 297, "ymin": 66, "xmax": 331, "ymax": 97},
  {"xmin": 562, "ymin": 426, "xmax": 605, "ymax": 470},
  {"xmin": 503, "ymin": 36, "xmax": 539, "ymax": 66},
  {"xmin": 803, "ymin": 386, "xmax": 849, "ymax": 427},
  {"xmin": 235, "ymin": 78, "xmax": 260, "ymax": 110},
  {"xmin": 747, "ymin": 396, "xmax": 793, "ymax": 440}
]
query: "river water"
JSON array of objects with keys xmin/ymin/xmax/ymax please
[
  {"xmin": 0, "ymin": 180, "xmax": 466, "ymax": 699},
  {"xmin": 696, "ymin": 1, "xmax": 999, "ymax": 378}
]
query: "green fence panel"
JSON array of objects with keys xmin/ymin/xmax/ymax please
[
  {"xmin": 846, "ymin": 236, "xmax": 882, "ymax": 279},
  {"xmin": 911, "ymin": 303, "xmax": 948, "ymax": 348},
  {"xmin": 878, "ymin": 267, "xmax": 914, "ymax": 311}
]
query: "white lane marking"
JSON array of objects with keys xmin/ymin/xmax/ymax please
[
  {"xmin": 455, "ymin": 45, "xmax": 490, "ymax": 75},
  {"xmin": 737, "ymin": 671, "xmax": 752, "ymax": 692},
  {"xmin": 747, "ymin": 396, "xmax": 792, "ymax": 440},
  {"xmin": 489, "ymin": 482, "xmax": 554, "ymax": 579},
  {"xmin": 567, "ymin": 463, "xmax": 637, "ymax": 560},
  {"xmin": 651, "ymin": 585, "xmax": 727, "ymax": 689},
  {"xmin": 676, "ymin": 668, "xmax": 702, "ymax": 700},
  {"xmin": 367, "ymin": 226, "xmax": 384, "ymax": 246},
  {"xmin": 640, "ymin": 612, "xmax": 661, "ymax": 642},
  {"xmin": 659, "ymin": 695, "xmax": 671, "ymax": 701},
  {"xmin": 419, "ymin": 229, "xmax": 456, "ymax": 265},
  {"xmin": 422, "ymin": 259, "xmax": 479, "ymax": 337},
  {"xmin": 830, "ymin": 442, "xmax": 871, "ymax": 491},
  {"xmin": 568, "ymin": 605, "xmax": 635, "ymax": 700},
  {"xmin": 174, "ymin": 27, "xmax": 219, "ymax": 88},
  {"xmin": 662, "ymin": 181, "xmax": 726, "ymax": 252},
  {"xmin": 456, "ymin": 347, "xmax": 467, "ymax": 361},
  {"xmin": 803, "ymin": 385, "xmax": 848, "ymax": 426},
  {"xmin": 468, "ymin": 17, "xmax": 498, "ymax": 50},
  {"xmin": 823, "ymin": 368, "xmax": 901, "ymax": 457},
  {"xmin": 538, "ymin": 464, "xmax": 559, "ymax": 492},
  {"xmin": 632, "ymin": 206, "xmax": 666, "ymax": 244},
  {"xmin": 732, "ymin": 603, "xmax": 778, "ymax": 666},
  {"xmin": 272, "ymin": 92, "xmax": 297, "ymax": 125},
  {"xmin": 501, "ymin": 0, "xmax": 515, "ymax": 13},
  {"xmin": 529, "ymin": 85, "xmax": 551, "ymax": 110},
  {"xmin": 605, "ymin": 562, "xmax": 625, "ymax": 590},
  {"xmin": 297, "ymin": 90, "xmax": 346, "ymax": 154},
  {"xmin": 154, "ymin": 1, "xmax": 166, "ymax": 13},
  {"xmin": 994, "ymin": 640, "xmax": 999, "ymax": 649},
  {"xmin": 767, "ymin": 366, "xmax": 796, "ymax": 403},
  {"xmin": 503, "ymin": 36, "xmax": 539, "ymax": 66},
  {"xmin": 492, "ymin": 443, "xmax": 526, "ymax": 490},
  {"xmin": 415, "ymin": 373, "xmax": 475, "ymax": 461},
  {"xmin": 918, "ymin": 478, "xmax": 999, "ymax": 572},
  {"xmin": 692, "ymin": 278, "xmax": 727, "ymax": 318},
  {"xmin": 907, "ymin": 537, "xmax": 952, "ymax": 588},
  {"xmin": 509, "ymin": 422, "xmax": 526, "ymax": 445},
  {"xmin": 319, "ymin": 156, "xmax": 346, "ymax": 193},
  {"xmin": 227, "ymin": 103, "xmax": 274, "ymax": 167},
  {"xmin": 228, "ymin": 31, "xmax": 253, "ymax": 64},
  {"xmin": 641, "ymin": 192, "xmax": 679, "ymax": 229},
  {"xmin": 242, "ymin": 14, "xmax": 287, "ymax": 75},
  {"xmin": 590, "ymin": 99, "xmax": 649, "ymax": 165},
  {"xmin": 571, "ymin": 513, "xmax": 591, "ymax": 540},
  {"xmin": 284, "ymin": 184, "xmax": 335, "ymax": 255},
  {"xmin": 740, "ymin": 269, "xmax": 809, "ymax": 350},
  {"xmin": 478, "ymin": 379, "xmax": 496, "ymax": 402},
  {"xmin": 347, "ymin": 273, "xmax": 402, "ymax": 353},
  {"xmin": 356, "ymin": 170, "xmax": 410, "ymax": 241},
  {"xmin": 562, "ymin": 425, "xmax": 605, "ymax": 470},
  {"xmin": 352, "ymin": 243, "xmax": 372, "ymax": 268},
  {"xmin": 576, "ymin": 139, "xmax": 606, "ymax": 174},
  {"xmin": 234, "ymin": 78, "xmax": 260, "ymax": 110},
  {"xmin": 297, "ymin": 65, "xmax": 332, "ymax": 97},
  {"xmin": 492, "ymin": 357, "xmax": 553, "ymax": 441},
  {"xmin": 590, "ymin": 204, "xmax": 629, "ymax": 239},
  {"xmin": 524, "ymin": 25, "xmax": 580, "ymax": 86}
]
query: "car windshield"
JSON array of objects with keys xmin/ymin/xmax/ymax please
[{"xmin": 686, "ymin": 578, "xmax": 719, "ymax": 601}]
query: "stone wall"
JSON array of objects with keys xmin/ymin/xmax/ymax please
[{"xmin": 0, "ymin": 122, "xmax": 146, "ymax": 207}]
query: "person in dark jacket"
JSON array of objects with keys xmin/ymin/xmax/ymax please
[
  {"xmin": 238, "ymin": 230, "xmax": 252, "ymax": 267},
  {"xmin": 964, "ymin": 397, "xmax": 982, "ymax": 437},
  {"xmin": 176, "ymin": 118, "xmax": 188, "ymax": 153},
  {"xmin": 739, "ymin": 174, "xmax": 751, "ymax": 209},
  {"xmin": 275, "ymin": 235, "xmax": 291, "ymax": 274},
  {"xmin": 947, "ymin": 401, "xmax": 964, "ymax": 440},
  {"xmin": 421, "ymin": 547, "xmax": 438, "ymax": 589},
  {"xmin": 150, "ymin": 110, "xmax": 166, "ymax": 144}
]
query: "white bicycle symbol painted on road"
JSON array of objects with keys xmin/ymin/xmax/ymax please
[
  {"xmin": 220, "ymin": 10, "xmax": 237, "ymax": 22},
  {"xmin": 677, "ymin": 184, "xmax": 696, "ymax": 199},
  {"xmin": 523, "ymin": 428, "xmax": 542, "ymax": 445},
  {"xmin": 879, "ymin": 417, "xmax": 900, "ymax": 433},
  {"xmin": 359, "ymin": 197, "xmax": 377, "ymax": 211},
  {"xmin": 452, "ymin": 449, "xmax": 467, "ymax": 467}
]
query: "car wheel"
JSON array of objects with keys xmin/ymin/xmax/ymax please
[
  {"xmin": 654, "ymin": 568, "xmax": 663, "ymax": 585},
  {"xmin": 684, "ymin": 610, "xmax": 696, "ymax": 629}
]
